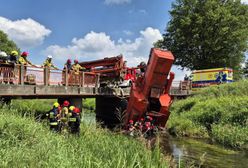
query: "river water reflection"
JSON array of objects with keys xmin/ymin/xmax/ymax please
[{"xmin": 162, "ymin": 136, "xmax": 248, "ymax": 168}]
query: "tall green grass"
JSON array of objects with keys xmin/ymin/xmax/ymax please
[
  {"xmin": 168, "ymin": 80, "xmax": 248, "ymax": 149},
  {"xmin": 0, "ymin": 102, "xmax": 168, "ymax": 167},
  {"xmin": 83, "ymin": 98, "xmax": 95, "ymax": 113}
]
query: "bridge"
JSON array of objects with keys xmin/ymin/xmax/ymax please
[
  {"xmin": 0, "ymin": 64, "xmax": 191, "ymax": 98},
  {"xmin": 0, "ymin": 64, "xmax": 191, "ymax": 127}
]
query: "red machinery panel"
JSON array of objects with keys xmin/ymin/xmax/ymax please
[{"xmin": 125, "ymin": 48, "xmax": 175, "ymax": 127}]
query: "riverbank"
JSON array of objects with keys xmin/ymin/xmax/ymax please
[
  {"xmin": 0, "ymin": 101, "xmax": 168, "ymax": 167},
  {"xmin": 167, "ymin": 80, "xmax": 248, "ymax": 150}
]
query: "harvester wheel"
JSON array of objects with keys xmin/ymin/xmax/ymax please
[{"xmin": 114, "ymin": 98, "xmax": 128, "ymax": 127}]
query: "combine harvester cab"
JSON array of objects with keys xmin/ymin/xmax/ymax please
[{"xmin": 125, "ymin": 48, "xmax": 175, "ymax": 127}]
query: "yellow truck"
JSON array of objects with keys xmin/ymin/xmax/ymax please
[{"xmin": 191, "ymin": 68, "xmax": 233, "ymax": 91}]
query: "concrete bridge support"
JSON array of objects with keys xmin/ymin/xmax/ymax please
[{"xmin": 96, "ymin": 96, "xmax": 127, "ymax": 128}]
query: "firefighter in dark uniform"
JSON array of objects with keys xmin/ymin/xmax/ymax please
[
  {"xmin": 47, "ymin": 102, "xmax": 60, "ymax": 132},
  {"xmin": 68, "ymin": 107, "xmax": 81, "ymax": 135}
]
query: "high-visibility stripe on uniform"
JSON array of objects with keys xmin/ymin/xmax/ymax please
[
  {"xmin": 50, "ymin": 122, "xmax": 58, "ymax": 126},
  {"xmin": 69, "ymin": 118, "xmax": 77, "ymax": 122}
]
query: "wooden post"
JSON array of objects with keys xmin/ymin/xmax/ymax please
[
  {"xmin": 44, "ymin": 67, "xmax": 49, "ymax": 86},
  {"xmin": 20, "ymin": 65, "xmax": 24, "ymax": 85},
  {"xmin": 95, "ymin": 74, "xmax": 100, "ymax": 94},
  {"xmin": 65, "ymin": 67, "xmax": 68, "ymax": 86},
  {"xmin": 81, "ymin": 72, "xmax": 85, "ymax": 87}
]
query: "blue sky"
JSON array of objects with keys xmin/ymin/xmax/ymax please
[{"xmin": 0, "ymin": 0, "xmax": 192, "ymax": 80}]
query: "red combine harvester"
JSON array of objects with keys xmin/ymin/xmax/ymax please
[
  {"xmin": 79, "ymin": 55, "xmax": 125, "ymax": 86},
  {"xmin": 125, "ymin": 48, "xmax": 175, "ymax": 127},
  {"xmin": 79, "ymin": 55, "xmax": 138, "ymax": 87}
]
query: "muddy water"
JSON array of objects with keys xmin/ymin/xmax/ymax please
[{"xmin": 162, "ymin": 136, "xmax": 248, "ymax": 168}]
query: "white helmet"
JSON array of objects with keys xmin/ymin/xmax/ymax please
[
  {"xmin": 47, "ymin": 55, "xmax": 53, "ymax": 59},
  {"xmin": 0, "ymin": 51, "xmax": 7, "ymax": 57}
]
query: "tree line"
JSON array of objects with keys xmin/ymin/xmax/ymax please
[{"xmin": 155, "ymin": 0, "xmax": 248, "ymax": 79}]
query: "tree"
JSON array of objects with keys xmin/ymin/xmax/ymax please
[
  {"xmin": 0, "ymin": 30, "xmax": 20, "ymax": 55},
  {"xmin": 156, "ymin": 0, "xmax": 248, "ymax": 78}
]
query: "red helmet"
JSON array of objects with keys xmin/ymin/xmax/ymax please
[
  {"xmin": 63, "ymin": 100, "xmax": 70, "ymax": 107},
  {"xmin": 129, "ymin": 120, "xmax": 133, "ymax": 123},
  {"xmin": 67, "ymin": 59, "xmax": 71, "ymax": 63},
  {"xmin": 74, "ymin": 59, "xmax": 79, "ymax": 64},
  {"xmin": 21, "ymin": 51, "xmax": 28, "ymax": 57},
  {"xmin": 74, "ymin": 107, "xmax": 80, "ymax": 113}
]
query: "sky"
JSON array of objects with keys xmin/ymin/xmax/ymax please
[{"xmin": 0, "ymin": 0, "xmax": 248, "ymax": 80}]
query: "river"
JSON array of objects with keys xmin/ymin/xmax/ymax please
[
  {"xmin": 162, "ymin": 136, "xmax": 248, "ymax": 168},
  {"xmin": 83, "ymin": 113, "xmax": 248, "ymax": 168}
]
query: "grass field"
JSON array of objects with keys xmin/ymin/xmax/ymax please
[
  {"xmin": 83, "ymin": 98, "xmax": 95, "ymax": 112},
  {"xmin": 168, "ymin": 80, "xmax": 248, "ymax": 149},
  {"xmin": 0, "ymin": 100, "xmax": 168, "ymax": 168}
]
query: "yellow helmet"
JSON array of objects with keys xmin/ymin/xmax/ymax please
[
  {"xmin": 11, "ymin": 50, "xmax": 18, "ymax": 56},
  {"xmin": 53, "ymin": 102, "xmax": 60, "ymax": 108},
  {"xmin": 69, "ymin": 106, "xmax": 75, "ymax": 111}
]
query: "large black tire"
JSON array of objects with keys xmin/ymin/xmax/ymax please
[{"xmin": 96, "ymin": 97, "xmax": 128, "ymax": 129}]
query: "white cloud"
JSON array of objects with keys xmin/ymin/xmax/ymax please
[
  {"xmin": 0, "ymin": 16, "xmax": 51, "ymax": 48},
  {"xmin": 104, "ymin": 0, "xmax": 131, "ymax": 5},
  {"xmin": 44, "ymin": 27, "xmax": 162, "ymax": 67},
  {"xmin": 241, "ymin": 0, "xmax": 248, "ymax": 4}
]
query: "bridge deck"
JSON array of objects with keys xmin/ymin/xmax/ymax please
[{"xmin": 0, "ymin": 85, "xmax": 131, "ymax": 99}]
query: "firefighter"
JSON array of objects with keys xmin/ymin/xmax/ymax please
[
  {"xmin": 138, "ymin": 61, "xmax": 147, "ymax": 74},
  {"xmin": 18, "ymin": 51, "xmax": 34, "ymax": 66},
  {"xmin": 46, "ymin": 102, "xmax": 60, "ymax": 132},
  {"xmin": 57, "ymin": 100, "xmax": 70, "ymax": 132},
  {"xmin": 144, "ymin": 116, "xmax": 154, "ymax": 137},
  {"xmin": 42, "ymin": 55, "xmax": 58, "ymax": 84},
  {"xmin": 68, "ymin": 107, "xmax": 81, "ymax": 135},
  {"xmin": 43, "ymin": 55, "xmax": 58, "ymax": 69},
  {"xmin": 9, "ymin": 50, "xmax": 18, "ymax": 64},
  {"xmin": 128, "ymin": 120, "xmax": 135, "ymax": 136},
  {"xmin": 72, "ymin": 60, "xmax": 85, "ymax": 85},
  {"xmin": 72, "ymin": 60, "xmax": 85, "ymax": 75},
  {"xmin": 60, "ymin": 100, "xmax": 70, "ymax": 117},
  {"xmin": 62, "ymin": 59, "xmax": 73, "ymax": 85},
  {"xmin": 0, "ymin": 51, "xmax": 8, "ymax": 63},
  {"xmin": 134, "ymin": 118, "xmax": 144, "ymax": 136},
  {"xmin": 64, "ymin": 59, "xmax": 72, "ymax": 72}
]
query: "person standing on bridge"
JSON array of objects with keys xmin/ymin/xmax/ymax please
[
  {"xmin": 18, "ymin": 52, "xmax": 35, "ymax": 66},
  {"xmin": 64, "ymin": 59, "xmax": 73, "ymax": 72},
  {"xmin": 43, "ymin": 55, "xmax": 59, "ymax": 70},
  {"xmin": 9, "ymin": 50, "xmax": 18, "ymax": 64},
  {"xmin": 42, "ymin": 55, "xmax": 59, "ymax": 85},
  {"xmin": 18, "ymin": 52, "xmax": 36, "ymax": 81},
  {"xmin": 72, "ymin": 60, "xmax": 85, "ymax": 85},
  {"xmin": 72, "ymin": 60, "xmax": 85, "ymax": 75}
]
